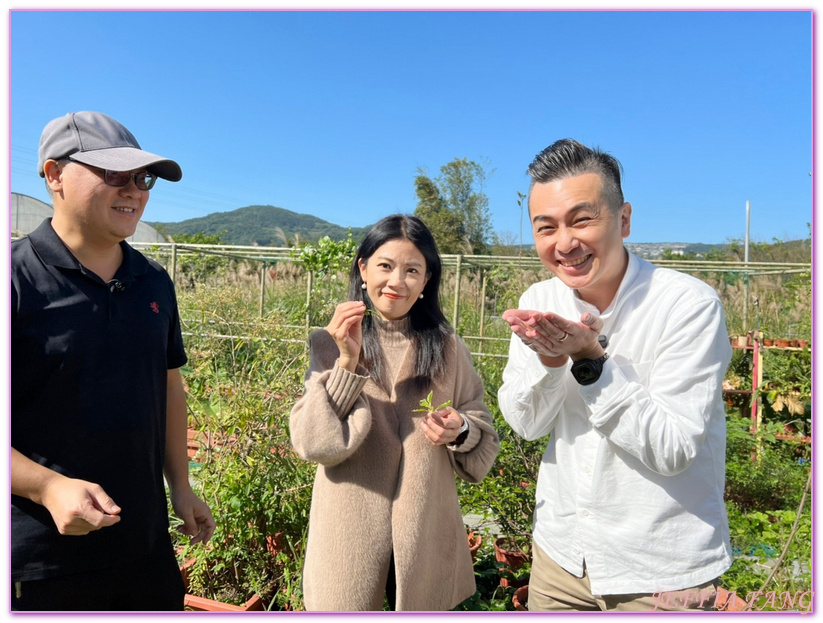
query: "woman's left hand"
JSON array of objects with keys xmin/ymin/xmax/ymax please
[{"xmin": 420, "ymin": 406, "xmax": 465, "ymax": 446}]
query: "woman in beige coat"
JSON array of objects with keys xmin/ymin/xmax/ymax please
[{"xmin": 290, "ymin": 215, "xmax": 499, "ymax": 611}]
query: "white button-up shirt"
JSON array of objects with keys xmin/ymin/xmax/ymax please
[{"xmin": 498, "ymin": 252, "xmax": 733, "ymax": 595}]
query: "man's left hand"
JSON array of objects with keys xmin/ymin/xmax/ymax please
[{"xmin": 170, "ymin": 487, "xmax": 216, "ymax": 545}]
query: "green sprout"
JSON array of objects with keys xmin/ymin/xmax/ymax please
[{"xmin": 412, "ymin": 390, "xmax": 452, "ymax": 413}]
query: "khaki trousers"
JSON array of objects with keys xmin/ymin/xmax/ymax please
[{"xmin": 528, "ymin": 541, "xmax": 718, "ymax": 611}]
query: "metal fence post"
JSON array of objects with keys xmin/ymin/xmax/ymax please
[{"xmin": 259, "ymin": 262, "xmax": 267, "ymax": 318}]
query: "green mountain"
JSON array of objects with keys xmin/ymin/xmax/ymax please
[{"xmin": 147, "ymin": 205, "xmax": 371, "ymax": 246}]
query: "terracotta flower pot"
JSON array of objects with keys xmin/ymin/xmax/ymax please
[
  {"xmin": 494, "ymin": 536, "xmax": 530, "ymax": 588},
  {"xmin": 179, "ymin": 556, "xmax": 266, "ymax": 611},
  {"xmin": 513, "ymin": 584, "xmax": 529, "ymax": 610},
  {"xmin": 266, "ymin": 532, "xmax": 285, "ymax": 557},
  {"xmin": 178, "ymin": 556, "xmax": 197, "ymax": 586},
  {"xmin": 763, "ymin": 338, "xmax": 774, "ymax": 346},
  {"xmin": 715, "ymin": 587, "xmax": 748, "ymax": 611},
  {"xmin": 467, "ymin": 531, "xmax": 482, "ymax": 563},
  {"xmin": 775, "ymin": 339, "xmax": 791, "ymax": 348},
  {"xmin": 184, "ymin": 593, "xmax": 265, "ymax": 611}
]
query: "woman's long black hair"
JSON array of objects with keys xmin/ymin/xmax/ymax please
[{"xmin": 348, "ymin": 214, "xmax": 452, "ymax": 391}]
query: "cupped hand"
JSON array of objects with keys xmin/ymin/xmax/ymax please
[
  {"xmin": 420, "ymin": 406, "xmax": 465, "ymax": 446},
  {"xmin": 502, "ymin": 309, "xmax": 604, "ymax": 360}
]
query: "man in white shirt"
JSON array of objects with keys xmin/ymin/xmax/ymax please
[{"xmin": 498, "ymin": 139, "xmax": 732, "ymax": 611}]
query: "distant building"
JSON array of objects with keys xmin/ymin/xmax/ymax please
[{"xmin": 10, "ymin": 192, "xmax": 167, "ymax": 243}]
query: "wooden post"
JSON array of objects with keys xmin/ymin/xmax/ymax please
[
  {"xmin": 170, "ymin": 243, "xmax": 178, "ymax": 285},
  {"xmin": 452, "ymin": 256, "xmax": 463, "ymax": 331},
  {"xmin": 750, "ymin": 331, "xmax": 763, "ymax": 434},
  {"xmin": 305, "ymin": 270, "xmax": 314, "ymax": 331},
  {"xmin": 750, "ymin": 331, "xmax": 764, "ymax": 461}
]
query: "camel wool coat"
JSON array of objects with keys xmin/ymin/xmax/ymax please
[{"xmin": 290, "ymin": 318, "xmax": 499, "ymax": 611}]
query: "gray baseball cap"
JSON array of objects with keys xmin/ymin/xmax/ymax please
[{"xmin": 37, "ymin": 111, "xmax": 182, "ymax": 181}]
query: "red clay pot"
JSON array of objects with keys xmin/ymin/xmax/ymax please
[
  {"xmin": 715, "ymin": 587, "xmax": 748, "ymax": 611},
  {"xmin": 513, "ymin": 585, "xmax": 529, "ymax": 610},
  {"xmin": 184, "ymin": 593, "xmax": 265, "ymax": 611},
  {"xmin": 468, "ymin": 531, "xmax": 483, "ymax": 563},
  {"xmin": 494, "ymin": 536, "xmax": 530, "ymax": 588}
]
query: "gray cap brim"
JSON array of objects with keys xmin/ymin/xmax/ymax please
[{"xmin": 69, "ymin": 147, "xmax": 182, "ymax": 182}]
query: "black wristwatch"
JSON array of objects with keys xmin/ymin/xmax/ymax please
[
  {"xmin": 449, "ymin": 417, "xmax": 470, "ymax": 448},
  {"xmin": 570, "ymin": 353, "xmax": 609, "ymax": 386}
]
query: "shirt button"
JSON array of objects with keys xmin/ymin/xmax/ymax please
[{"xmin": 582, "ymin": 509, "xmax": 589, "ymax": 516}]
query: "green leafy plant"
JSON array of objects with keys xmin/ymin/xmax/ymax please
[
  {"xmin": 290, "ymin": 232, "xmax": 357, "ymax": 277},
  {"xmin": 412, "ymin": 390, "xmax": 452, "ymax": 413},
  {"xmin": 174, "ymin": 284, "xmax": 314, "ymax": 610},
  {"xmin": 454, "ymin": 537, "xmax": 527, "ymax": 611},
  {"xmin": 722, "ymin": 505, "xmax": 811, "ymax": 606},
  {"xmin": 721, "ymin": 411, "xmax": 811, "ymax": 609},
  {"xmin": 456, "ymin": 359, "xmax": 544, "ymax": 541},
  {"xmin": 724, "ymin": 415, "xmax": 808, "ymax": 513},
  {"xmin": 289, "ymin": 232, "xmax": 358, "ymax": 327},
  {"xmin": 757, "ymin": 349, "xmax": 811, "ymax": 428}
]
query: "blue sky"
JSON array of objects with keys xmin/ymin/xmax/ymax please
[{"xmin": 8, "ymin": 9, "xmax": 813, "ymax": 245}]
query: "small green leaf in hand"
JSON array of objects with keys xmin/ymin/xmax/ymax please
[{"xmin": 412, "ymin": 390, "xmax": 452, "ymax": 413}]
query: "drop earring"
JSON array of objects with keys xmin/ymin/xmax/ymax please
[
  {"xmin": 361, "ymin": 282, "xmax": 367, "ymax": 290},
  {"xmin": 418, "ymin": 293, "xmax": 424, "ymax": 300}
]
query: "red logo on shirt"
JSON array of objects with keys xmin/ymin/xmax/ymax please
[{"xmin": 150, "ymin": 302, "xmax": 160, "ymax": 314}]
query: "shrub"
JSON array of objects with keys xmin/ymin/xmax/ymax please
[
  {"xmin": 724, "ymin": 415, "xmax": 809, "ymax": 513},
  {"xmin": 458, "ymin": 356, "xmax": 544, "ymax": 540},
  {"xmin": 174, "ymin": 285, "xmax": 314, "ymax": 610}
]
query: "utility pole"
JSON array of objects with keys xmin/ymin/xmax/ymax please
[{"xmin": 743, "ymin": 201, "xmax": 750, "ymax": 329}]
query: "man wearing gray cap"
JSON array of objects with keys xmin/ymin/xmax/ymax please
[{"xmin": 11, "ymin": 111, "xmax": 215, "ymax": 610}]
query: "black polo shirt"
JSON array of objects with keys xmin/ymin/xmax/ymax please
[{"xmin": 11, "ymin": 218, "xmax": 187, "ymax": 582}]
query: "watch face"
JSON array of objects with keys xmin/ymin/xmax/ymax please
[
  {"xmin": 577, "ymin": 364, "xmax": 597, "ymax": 384},
  {"xmin": 572, "ymin": 355, "xmax": 607, "ymax": 385}
]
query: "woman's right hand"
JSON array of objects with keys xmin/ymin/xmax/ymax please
[{"xmin": 326, "ymin": 301, "xmax": 366, "ymax": 372}]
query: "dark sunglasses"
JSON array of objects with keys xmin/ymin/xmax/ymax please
[{"xmin": 68, "ymin": 159, "xmax": 157, "ymax": 190}]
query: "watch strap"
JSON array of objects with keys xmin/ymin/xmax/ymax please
[
  {"xmin": 449, "ymin": 417, "xmax": 470, "ymax": 447},
  {"xmin": 571, "ymin": 353, "xmax": 609, "ymax": 385}
]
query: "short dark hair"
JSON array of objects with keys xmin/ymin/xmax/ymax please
[
  {"xmin": 348, "ymin": 214, "xmax": 451, "ymax": 390},
  {"xmin": 527, "ymin": 138, "xmax": 625, "ymax": 211}
]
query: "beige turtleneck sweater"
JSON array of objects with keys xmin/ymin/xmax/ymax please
[{"xmin": 290, "ymin": 317, "xmax": 499, "ymax": 611}]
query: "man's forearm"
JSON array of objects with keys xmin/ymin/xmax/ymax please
[
  {"xmin": 164, "ymin": 368, "xmax": 192, "ymax": 492},
  {"xmin": 11, "ymin": 447, "xmax": 65, "ymax": 505}
]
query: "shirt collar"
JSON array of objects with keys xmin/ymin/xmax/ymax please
[
  {"xmin": 27, "ymin": 218, "xmax": 148, "ymax": 282},
  {"xmin": 573, "ymin": 248, "xmax": 639, "ymax": 317}
]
